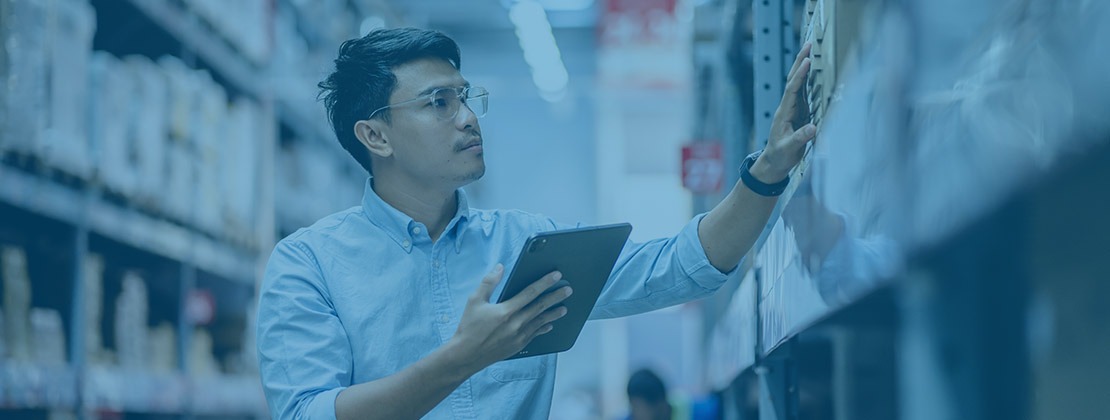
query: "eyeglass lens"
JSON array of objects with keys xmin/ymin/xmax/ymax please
[{"xmin": 431, "ymin": 88, "xmax": 488, "ymax": 120}]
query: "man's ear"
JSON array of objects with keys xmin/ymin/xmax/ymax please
[{"xmin": 354, "ymin": 119, "xmax": 393, "ymax": 158}]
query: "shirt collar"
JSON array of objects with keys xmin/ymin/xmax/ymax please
[{"xmin": 360, "ymin": 177, "xmax": 471, "ymax": 253}]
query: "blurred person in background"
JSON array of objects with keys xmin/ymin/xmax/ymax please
[
  {"xmin": 256, "ymin": 27, "xmax": 817, "ymax": 420},
  {"xmin": 626, "ymin": 369, "xmax": 673, "ymax": 420},
  {"xmin": 624, "ymin": 368, "xmax": 721, "ymax": 420}
]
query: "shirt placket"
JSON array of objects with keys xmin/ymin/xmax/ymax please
[{"xmin": 427, "ymin": 231, "xmax": 476, "ymax": 419}]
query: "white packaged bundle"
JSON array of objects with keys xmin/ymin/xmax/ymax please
[
  {"xmin": 158, "ymin": 56, "xmax": 200, "ymax": 222},
  {"xmin": 1, "ymin": 0, "xmax": 49, "ymax": 156},
  {"xmin": 222, "ymin": 98, "xmax": 260, "ymax": 240},
  {"xmin": 90, "ymin": 51, "xmax": 137, "ymax": 197},
  {"xmin": 2, "ymin": 245, "xmax": 32, "ymax": 362},
  {"xmin": 188, "ymin": 328, "xmax": 221, "ymax": 377},
  {"xmin": 148, "ymin": 321, "xmax": 176, "ymax": 373},
  {"xmin": 114, "ymin": 271, "xmax": 149, "ymax": 370},
  {"xmin": 192, "ymin": 72, "xmax": 227, "ymax": 235},
  {"xmin": 83, "ymin": 253, "xmax": 106, "ymax": 365},
  {"xmin": 40, "ymin": 0, "xmax": 95, "ymax": 178},
  {"xmin": 123, "ymin": 56, "xmax": 170, "ymax": 209},
  {"xmin": 164, "ymin": 139, "xmax": 195, "ymax": 224},
  {"xmin": 30, "ymin": 307, "xmax": 66, "ymax": 366}
]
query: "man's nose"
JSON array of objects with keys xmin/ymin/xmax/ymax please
[{"xmin": 456, "ymin": 101, "xmax": 479, "ymax": 130}]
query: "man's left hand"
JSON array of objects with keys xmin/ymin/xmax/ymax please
[{"xmin": 750, "ymin": 42, "xmax": 818, "ymax": 184}]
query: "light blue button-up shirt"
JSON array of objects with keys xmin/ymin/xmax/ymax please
[{"xmin": 257, "ymin": 179, "xmax": 734, "ymax": 419}]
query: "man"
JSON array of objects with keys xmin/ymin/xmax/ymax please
[{"xmin": 257, "ymin": 27, "xmax": 815, "ymax": 419}]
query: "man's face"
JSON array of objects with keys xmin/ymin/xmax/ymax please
[{"xmin": 378, "ymin": 57, "xmax": 485, "ymax": 189}]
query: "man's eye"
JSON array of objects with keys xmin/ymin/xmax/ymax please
[{"xmin": 432, "ymin": 98, "xmax": 449, "ymax": 108}]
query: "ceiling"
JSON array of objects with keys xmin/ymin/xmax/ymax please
[{"xmin": 380, "ymin": 0, "xmax": 600, "ymax": 31}]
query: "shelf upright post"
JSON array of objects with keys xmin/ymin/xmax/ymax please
[
  {"xmin": 752, "ymin": 0, "xmax": 798, "ymax": 418},
  {"xmin": 752, "ymin": 0, "xmax": 796, "ymax": 148},
  {"xmin": 69, "ymin": 188, "xmax": 93, "ymax": 419}
]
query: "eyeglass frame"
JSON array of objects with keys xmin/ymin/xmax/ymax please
[{"xmin": 367, "ymin": 85, "xmax": 489, "ymax": 121}]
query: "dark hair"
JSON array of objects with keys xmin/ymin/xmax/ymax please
[
  {"xmin": 627, "ymin": 369, "xmax": 668, "ymax": 403},
  {"xmin": 317, "ymin": 27, "xmax": 461, "ymax": 174}
]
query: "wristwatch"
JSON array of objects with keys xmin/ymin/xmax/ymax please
[{"xmin": 739, "ymin": 150, "xmax": 790, "ymax": 197}]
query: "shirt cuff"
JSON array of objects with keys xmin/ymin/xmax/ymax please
[
  {"xmin": 304, "ymin": 386, "xmax": 347, "ymax": 420},
  {"xmin": 679, "ymin": 213, "xmax": 738, "ymax": 289}
]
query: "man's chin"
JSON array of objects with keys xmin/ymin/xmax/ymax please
[{"xmin": 458, "ymin": 165, "xmax": 485, "ymax": 185}]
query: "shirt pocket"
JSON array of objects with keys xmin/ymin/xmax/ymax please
[{"xmin": 487, "ymin": 355, "xmax": 549, "ymax": 382}]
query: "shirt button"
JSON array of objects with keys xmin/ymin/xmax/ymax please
[
  {"xmin": 439, "ymin": 314, "xmax": 450, "ymax": 324},
  {"xmin": 412, "ymin": 226, "xmax": 422, "ymax": 235},
  {"xmin": 402, "ymin": 239, "xmax": 411, "ymax": 248},
  {"xmin": 432, "ymin": 260, "xmax": 440, "ymax": 268}
]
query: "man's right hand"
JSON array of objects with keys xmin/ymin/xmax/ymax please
[{"xmin": 448, "ymin": 264, "xmax": 572, "ymax": 373}]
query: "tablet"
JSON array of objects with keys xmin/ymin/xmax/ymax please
[{"xmin": 496, "ymin": 222, "xmax": 633, "ymax": 360}]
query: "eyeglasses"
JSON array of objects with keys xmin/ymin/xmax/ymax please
[{"xmin": 368, "ymin": 86, "xmax": 489, "ymax": 121}]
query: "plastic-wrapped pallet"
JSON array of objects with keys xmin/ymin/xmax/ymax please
[
  {"xmin": 159, "ymin": 56, "xmax": 200, "ymax": 223},
  {"xmin": 30, "ymin": 307, "xmax": 66, "ymax": 366},
  {"xmin": 40, "ymin": 0, "xmax": 95, "ymax": 178},
  {"xmin": 148, "ymin": 321, "xmax": 177, "ymax": 373},
  {"xmin": 123, "ymin": 56, "xmax": 170, "ymax": 210},
  {"xmin": 90, "ymin": 51, "xmax": 138, "ymax": 197},
  {"xmin": 83, "ymin": 253, "xmax": 106, "ymax": 365},
  {"xmin": 2, "ymin": 246, "xmax": 32, "ymax": 361},
  {"xmin": 193, "ymin": 71, "xmax": 227, "ymax": 236},
  {"xmin": 114, "ymin": 271, "xmax": 149, "ymax": 370},
  {"xmin": 222, "ymin": 98, "xmax": 260, "ymax": 242},
  {"xmin": 189, "ymin": 328, "xmax": 221, "ymax": 376},
  {"xmin": 1, "ymin": 0, "xmax": 49, "ymax": 157}
]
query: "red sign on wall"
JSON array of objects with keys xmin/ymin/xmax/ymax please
[{"xmin": 682, "ymin": 141, "xmax": 725, "ymax": 194}]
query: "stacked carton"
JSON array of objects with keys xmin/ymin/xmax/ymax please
[
  {"xmin": 41, "ymin": 0, "xmax": 96, "ymax": 177},
  {"xmin": 802, "ymin": 0, "xmax": 867, "ymax": 126},
  {"xmin": 2, "ymin": 246, "xmax": 32, "ymax": 362},
  {"xmin": 89, "ymin": 51, "xmax": 137, "ymax": 197},
  {"xmin": 0, "ymin": 0, "xmax": 49, "ymax": 158},
  {"xmin": 114, "ymin": 272, "xmax": 149, "ymax": 370},
  {"xmin": 83, "ymin": 254, "xmax": 107, "ymax": 365},
  {"xmin": 124, "ymin": 56, "xmax": 171, "ymax": 209}
]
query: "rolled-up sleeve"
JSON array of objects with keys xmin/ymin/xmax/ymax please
[
  {"xmin": 537, "ymin": 213, "xmax": 736, "ymax": 320},
  {"xmin": 257, "ymin": 238, "xmax": 352, "ymax": 420}
]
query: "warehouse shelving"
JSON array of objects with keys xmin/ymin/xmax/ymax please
[
  {"xmin": 0, "ymin": 165, "xmax": 255, "ymax": 284},
  {"xmin": 1, "ymin": 0, "xmax": 386, "ymax": 417},
  {"xmin": 700, "ymin": 0, "xmax": 1110, "ymax": 418}
]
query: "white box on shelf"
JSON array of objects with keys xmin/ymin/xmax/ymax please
[
  {"xmin": 192, "ymin": 71, "xmax": 227, "ymax": 236},
  {"xmin": 164, "ymin": 139, "xmax": 195, "ymax": 224},
  {"xmin": 2, "ymin": 245, "xmax": 32, "ymax": 362},
  {"xmin": 29, "ymin": 307, "xmax": 66, "ymax": 367},
  {"xmin": 148, "ymin": 321, "xmax": 177, "ymax": 373},
  {"xmin": 158, "ymin": 56, "xmax": 200, "ymax": 223},
  {"xmin": 188, "ymin": 328, "xmax": 221, "ymax": 377},
  {"xmin": 84, "ymin": 253, "xmax": 108, "ymax": 365},
  {"xmin": 40, "ymin": 0, "xmax": 95, "ymax": 178},
  {"xmin": 90, "ymin": 51, "xmax": 138, "ymax": 197},
  {"xmin": 124, "ymin": 56, "xmax": 170, "ymax": 210},
  {"xmin": 1, "ymin": 0, "xmax": 49, "ymax": 157},
  {"xmin": 114, "ymin": 271, "xmax": 149, "ymax": 370},
  {"xmin": 221, "ymin": 98, "xmax": 260, "ymax": 241}
]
